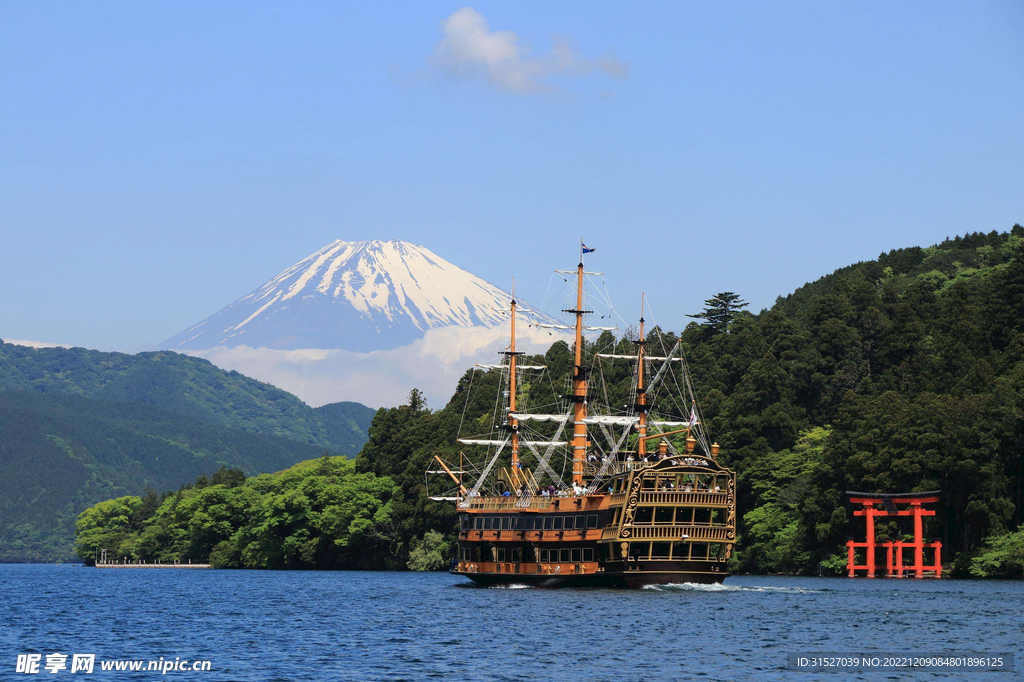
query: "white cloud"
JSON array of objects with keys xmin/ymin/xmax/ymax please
[
  {"xmin": 1, "ymin": 338, "xmax": 72, "ymax": 349},
  {"xmin": 187, "ymin": 325, "xmax": 571, "ymax": 409},
  {"xmin": 432, "ymin": 7, "xmax": 627, "ymax": 93}
]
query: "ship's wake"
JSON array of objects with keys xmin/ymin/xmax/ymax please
[{"xmin": 644, "ymin": 583, "xmax": 824, "ymax": 594}]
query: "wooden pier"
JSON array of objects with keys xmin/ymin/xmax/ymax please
[{"xmin": 94, "ymin": 561, "xmax": 212, "ymax": 569}]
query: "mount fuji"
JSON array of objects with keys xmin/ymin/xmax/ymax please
[
  {"xmin": 160, "ymin": 240, "xmax": 561, "ymax": 407},
  {"xmin": 163, "ymin": 240, "xmax": 546, "ymax": 353}
]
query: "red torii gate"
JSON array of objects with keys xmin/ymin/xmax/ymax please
[{"xmin": 846, "ymin": 491, "xmax": 942, "ymax": 579}]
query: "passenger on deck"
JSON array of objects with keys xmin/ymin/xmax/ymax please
[{"xmin": 502, "ymin": 490, "xmax": 511, "ymax": 497}]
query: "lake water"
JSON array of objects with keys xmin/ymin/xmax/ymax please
[{"xmin": 1, "ymin": 565, "xmax": 1020, "ymax": 680}]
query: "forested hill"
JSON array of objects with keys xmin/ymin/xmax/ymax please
[
  {"xmin": 0, "ymin": 343, "xmax": 374, "ymax": 454},
  {"xmin": 0, "ymin": 392, "xmax": 331, "ymax": 562},
  {"xmin": 0, "ymin": 343, "xmax": 376, "ymax": 562},
  {"xmin": 354, "ymin": 225, "xmax": 1024, "ymax": 576}
]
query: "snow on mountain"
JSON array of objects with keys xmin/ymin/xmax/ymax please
[{"xmin": 162, "ymin": 240, "xmax": 548, "ymax": 353}]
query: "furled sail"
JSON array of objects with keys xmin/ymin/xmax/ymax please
[
  {"xmin": 508, "ymin": 413, "xmax": 571, "ymax": 423},
  {"xmin": 596, "ymin": 354, "xmax": 680, "ymax": 361},
  {"xmin": 581, "ymin": 415, "xmax": 691, "ymax": 427},
  {"xmin": 536, "ymin": 323, "xmax": 617, "ymax": 332},
  {"xmin": 457, "ymin": 438, "xmax": 568, "ymax": 446},
  {"xmin": 508, "ymin": 413, "xmax": 690, "ymax": 427}
]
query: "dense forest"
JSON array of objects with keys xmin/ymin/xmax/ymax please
[
  {"xmin": 74, "ymin": 226, "xmax": 1024, "ymax": 578},
  {"xmin": 74, "ymin": 458, "xmax": 402, "ymax": 569},
  {"xmin": 0, "ymin": 393, "xmax": 338, "ymax": 562},
  {"xmin": 0, "ymin": 343, "xmax": 376, "ymax": 562}
]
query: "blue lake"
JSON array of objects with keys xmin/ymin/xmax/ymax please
[{"xmin": 1, "ymin": 565, "xmax": 1020, "ymax": 680}]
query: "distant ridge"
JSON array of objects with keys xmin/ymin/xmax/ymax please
[{"xmin": 0, "ymin": 340, "xmax": 372, "ymax": 454}]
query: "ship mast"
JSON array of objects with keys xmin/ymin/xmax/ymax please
[
  {"xmin": 570, "ymin": 241, "xmax": 588, "ymax": 486},
  {"xmin": 636, "ymin": 293, "xmax": 647, "ymax": 458},
  {"xmin": 508, "ymin": 279, "xmax": 519, "ymax": 472}
]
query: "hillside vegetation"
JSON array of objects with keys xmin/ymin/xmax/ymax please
[
  {"xmin": 354, "ymin": 225, "xmax": 1024, "ymax": 575},
  {"xmin": 0, "ymin": 344, "xmax": 376, "ymax": 562},
  {"xmin": 74, "ymin": 226, "xmax": 1024, "ymax": 577},
  {"xmin": 74, "ymin": 457, "xmax": 398, "ymax": 569},
  {"xmin": 0, "ymin": 392, "xmax": 338, "ymax": 561},
  {"xmin": 0, "ymin": 343, "xmax": 374, "ymax": 454}
]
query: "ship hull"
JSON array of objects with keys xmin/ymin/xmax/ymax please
[{"xmin": 453, "ymin": 569, "xmax": 728, "ymax": 589}]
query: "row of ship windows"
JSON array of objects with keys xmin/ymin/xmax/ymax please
[
  {"xmin": 460, "ymin": 547, "xmax": 596, "ymax": 563},
  {"xmin": 460, "ymin": 514, "xmax": 600, "ymax": 531}
]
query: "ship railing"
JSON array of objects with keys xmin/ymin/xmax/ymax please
[
  {"xmin": 636, "ymin": 491, "xmax": 730, "ymax": 507},
  {"xmin": 609, "ymin": 525, "xmax": 731, "ymax": 541},
  {"xmin": 583, "ymin": 461, "xmax": 661, "ymax": 476},
  {"xmin": 462, "ymin": 495, "xmax": 561, "ymax": 511}
]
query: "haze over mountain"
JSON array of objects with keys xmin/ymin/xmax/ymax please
[{"xmin": 160, "ymin": 239, "xmax": 562, "ymax": 407}]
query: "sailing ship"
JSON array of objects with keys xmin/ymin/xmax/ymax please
[{"xmin": 427, "ymin": 245, "xmax": 736, "ymax": 587}]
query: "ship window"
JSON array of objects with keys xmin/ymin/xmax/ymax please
[
  {"xmin": 484, "ymin": 518, "xmax": 492, "ymax": 530},
  {"xmin": 496, "ymin": 548, "xmax": 506, "ymax": 562},
  {"xmin": 512, "ymin": 548, "xmax": 521, "ymax": 562},
  {"xmin": 543, "ymin": 517, "xmax": 553, "ymax": 530},
  {"xmin": 583, "ymin": 548, "xmax": 594, "ymax": 562},
  {"xmin": 475, "ymin": 517, "xmax": 483, "ymax": 530},
  {"xmin": 655, "ymin": 507, "xmax": 673, "ymax": 523},
  {"xmin": 574, "ymin": 516, "xmax": 585, "ymax": 529},
  {"xmin": 635, "ymin": 507, "xmax": 653, "ymax": 524},
  {"xmin": 553, "ymin": 517, "xmax": 563, "ymax": 531},
  {"xmin": 501, "ymin": 517, "xmax": 511, "ymax": 530},
  {"xmin": 651, "ymin": 543, "xmax": 671, "ymax": 558},
  {"xmin": 460, "ymin": 514, "xmax": 469, "ymax": 530},
  {"xmin": 538, "ymin": 549, "xmax": 547, "ymax": 563},
  {"xmin": 559, "ymin": 549, "xmax": 570, "ymax": 563},
  {"xmin": 586, "ymin": 514, "xmax": 598, "ymax": 529},
  {"xmin": 671, "ymin": 542, "xmax": 686, "ymax": 560},
  {"xmin": 694, "ymin": 509, "xmax": 711, "ymax": 524},
  {"xmin": 692, "ymin": 543, "xmax": 709, "ymax": 560},
  {"xmin": 515, "ymin": 517, "xmax": 524, "ymax": 530},
  {"xmin": 571, "ymin": 548, "xmax": 582, "ymax": 563},
  {"xmin": 461, "ymin": 548, "xmax": 471, "ymax": 561}
]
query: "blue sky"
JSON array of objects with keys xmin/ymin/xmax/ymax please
[{"xmin": 2, "ymin": 1, "xmax": 1022, "ymax": 351}]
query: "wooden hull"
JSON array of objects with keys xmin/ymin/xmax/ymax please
[{"xmin": 453, "ymin": 567, "xmax": 728, "ymax": 589}]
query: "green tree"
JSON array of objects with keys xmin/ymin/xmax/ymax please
[
  {"xmin": 970, "ymin": 525, "xmax": 1024, "ymax": 578},
  {"xmin": 407, "ymin": 530, "xmax": 452, "ymax": 571},
  {"xmin": 688, "ymin": 292, "xmax": 749, "ymax": 334}
]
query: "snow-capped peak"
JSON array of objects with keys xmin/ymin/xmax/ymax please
[{"xmin": 161, "ymin": 239, "xmax": 547, "ymax": 352}]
